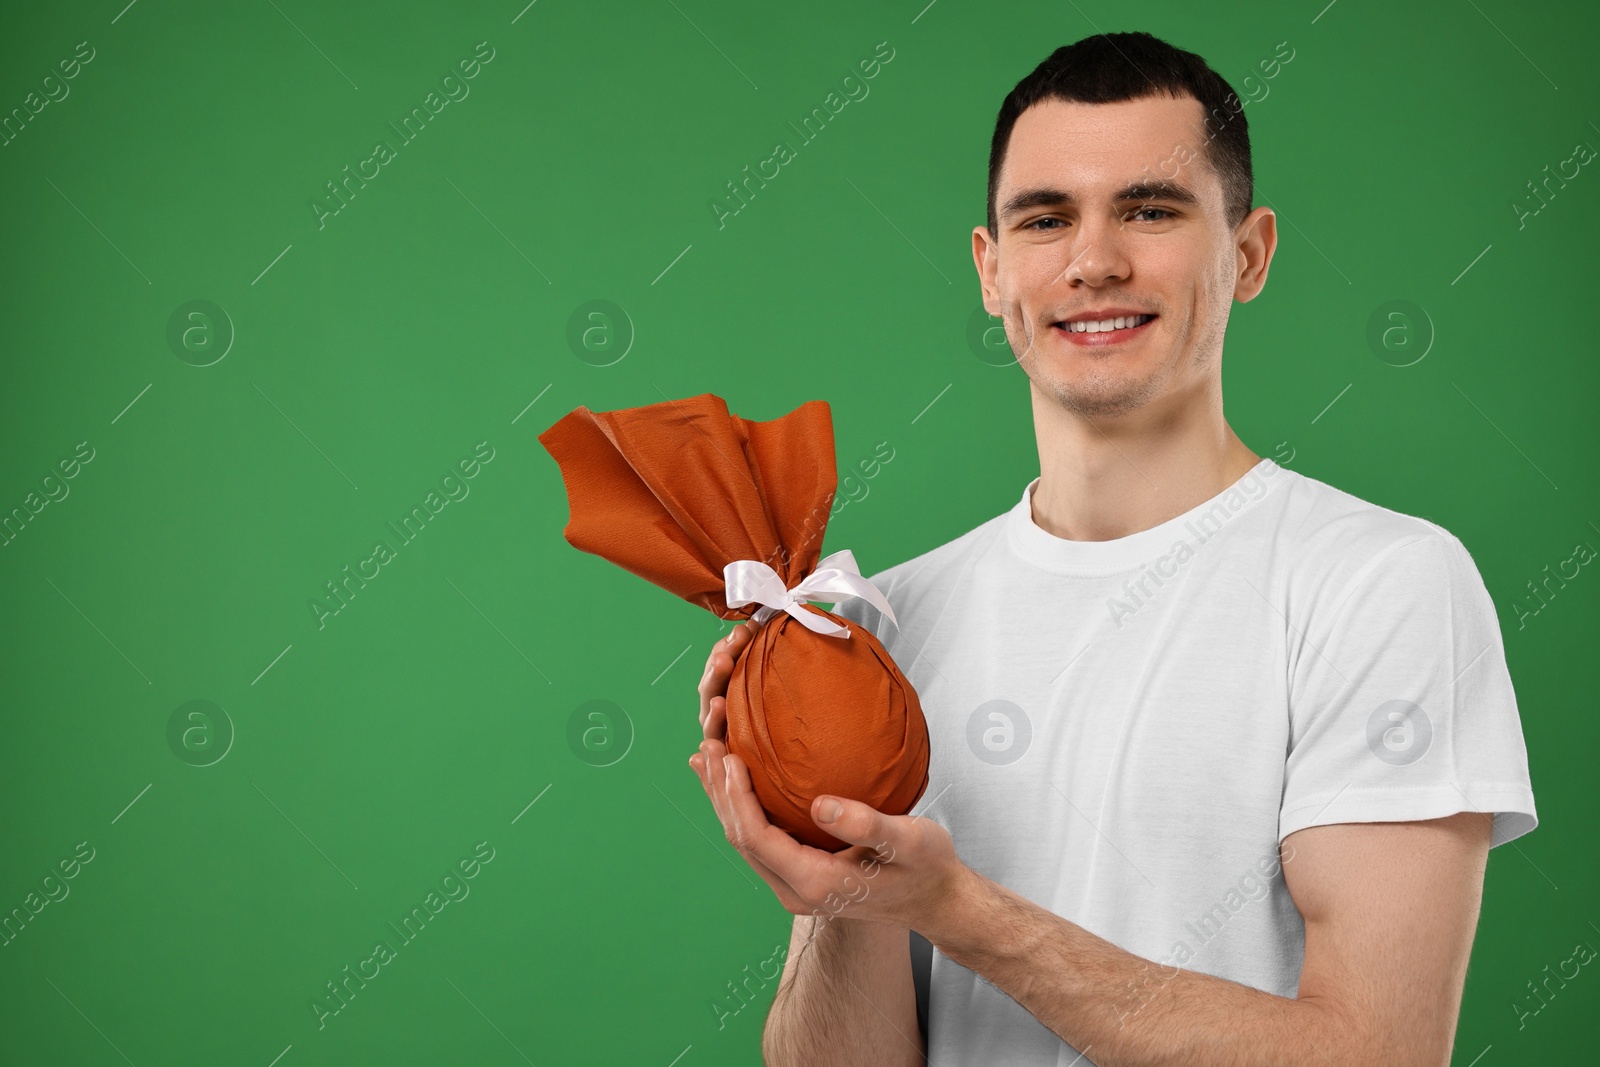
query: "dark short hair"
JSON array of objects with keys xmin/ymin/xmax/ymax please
[{"xmin": 986, "ymin": 32, "xmax": 1253, "ymax": 237}]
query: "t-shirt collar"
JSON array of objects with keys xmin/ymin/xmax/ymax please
[{"xmin": 1004, "ymin": 457, "xmax": 1283, "ymax": 576}]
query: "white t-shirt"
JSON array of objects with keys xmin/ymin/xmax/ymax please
[{"xmin": 826, "ymin": 456, "xmax": 1537, "ymax": 1066}]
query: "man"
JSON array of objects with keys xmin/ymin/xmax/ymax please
[{"xmin": 688, "ymin": 31, "xmax": 1537, "ymax": 1067}]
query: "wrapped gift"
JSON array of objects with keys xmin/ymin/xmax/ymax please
[{"xmin": 538, "ymin": 392, "xmax": 929, "ymax": 852}]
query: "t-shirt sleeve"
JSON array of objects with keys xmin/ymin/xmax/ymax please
[
  {"xmin": 1280, "ymin": 530, "xmax": 1538, "ymax": 849},
  {"xmin": 824, "ymin": 567, "xmax": 900, "ymax": 654},
  {"xmin": 826, "ymin": 583, "xmax": 887, "ymax": 642}
]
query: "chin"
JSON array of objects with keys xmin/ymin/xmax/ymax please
[{"xmin": 1035, "ymin": 370, "xmax": 1164, "ymax": 419}]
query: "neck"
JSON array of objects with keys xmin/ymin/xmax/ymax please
[{"xmin": 1027, "ymin": 376, "xmax": 1260, "ymax": 543}]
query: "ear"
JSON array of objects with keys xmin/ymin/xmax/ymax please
[{"xmin": 1233, "ymin": 205, "xmax": 1277, "ymax": 303}]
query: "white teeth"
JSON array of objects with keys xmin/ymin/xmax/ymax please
[{"xmin": 1065, "ymin": 314, "xmax": 1152, "ymax": 333}]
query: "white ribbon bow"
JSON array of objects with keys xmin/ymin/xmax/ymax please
[{"xmin": 723, "ymin": 548, "xmax": 898, "ymax": 638}]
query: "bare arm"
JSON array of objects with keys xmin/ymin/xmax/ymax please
[
  {"xmin": 688, "ymin": 623, "xmax": 923, "ymax": 1066},
  {"xmin": 915, "ymin": 811, "xmax": 1492, "ymax": 1067},
  {"xmin": 762, "ymin": 914, "xmax": 924, "ymax": 1067}
]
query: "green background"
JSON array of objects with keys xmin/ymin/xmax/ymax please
[{"xmin": 1, "ymin": 0, "xmax": 1594, "ymax": 1063}]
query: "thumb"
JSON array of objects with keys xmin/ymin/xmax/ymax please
[{"xmin": 811, "ymin": 794, "xmax": 887, "ymax": 846}]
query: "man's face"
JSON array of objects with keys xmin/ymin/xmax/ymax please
[{"xmin": 973, "ymin": 93, "xmax": 1273, "ymax": 421}]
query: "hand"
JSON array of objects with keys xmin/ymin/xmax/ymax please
[
  {"xmin": 696, "ymin": 620, "xmax": 757, "ymax": 744},
  {"xmin": 691, "ymin": 620, "xmax": 809, "ymax": 905},
  {"xmin": 689, "ymin": 624, "xmax": 968, "ymax": 928}
]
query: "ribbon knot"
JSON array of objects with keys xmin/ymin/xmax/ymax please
[{"xmin": 723, "ymin": 549, "xmax": 899, "ymax": 638}]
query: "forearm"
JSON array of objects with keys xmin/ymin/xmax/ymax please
[
  {"xmin": 762, "ymin": 915, "xmax": 925, "ymax": 1067},
  {"xmin": 923, "ymin": 868, "xmax": 1359, "ymax": 1067}
]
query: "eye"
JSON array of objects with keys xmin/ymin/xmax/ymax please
[
  {"xmin": 1128, "ymin": 206, "xmax": 1174, "ymax": 222},
  {"xmin": 1023, "ymin": 217, "xmax": 1064, "ymax": 231}
]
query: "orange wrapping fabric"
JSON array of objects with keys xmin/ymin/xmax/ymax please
[{"xmin": 538, "ymin": 392, "xmax": 929, "ymax": 852}]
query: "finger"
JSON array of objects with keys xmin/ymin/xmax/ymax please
[
  {"xmin": 808, "ymin": 793, "xmax": 901, "ymax": 861},
  {"xmin": 702, "ymin": 741, "xmax": 805, "ymax": 898},
  {"xmin": 722, "ymin": 749, "xmax": 824, "ymax": 883},
  {"xmin": 702, "ymin": 694, "xmax": 727, "ymax": 742},
  {"xmin": 689, "ymin": 750, "xmax": 729, "ymax": 830},
  {"xmin": 715, "ymin": 748, "xmax": 810, "ymax": 900},
  {"xmin": 705, "ymin": 738, "xmax": 746, "ymax": 838},
  {"xmin": 697, "ymin": 654, "xmax": 720, "ymax": 727},
  {"xmin": 696, "ymin": 740, "xmax": 735, "ymax": 829},
  {"xmin": 697, "ymin": 647, "xmax": 726, "ymax": 725},
  {"xmin": 698, "ymin": 624, "xmax": 748, "ymax": 724}
]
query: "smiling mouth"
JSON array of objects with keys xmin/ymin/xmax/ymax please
[
  {"xmin": 1049, "ymin": 314, "xmax": 1158, "ymax": 347},
  {"xmin": 1057, "ymin": 313, "xmax": 1157, "ymax": 334}
]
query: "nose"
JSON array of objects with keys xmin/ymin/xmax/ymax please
[{"xmin": 1056, "ymin": 214, "xmax": 1133, "ymax": 289}]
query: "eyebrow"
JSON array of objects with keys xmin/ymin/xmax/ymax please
[{"xmin": 998, "ymin": 180, "xmax": 1202, "ymax": 222}]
